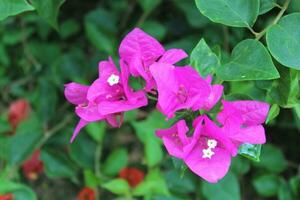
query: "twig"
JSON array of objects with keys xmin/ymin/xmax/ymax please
[{"xmin": 255, "ymin": 0, "xmax": 291, "ymax": 40}]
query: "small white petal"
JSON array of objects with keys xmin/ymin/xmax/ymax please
[
  {"xmin": 207, "ymin": 139, "xmax": 217, "ymax": 149},
  {"xmin": 202, "ymin": 148, "xmax": 215, "ymax": 159},
  {"xmin": 107, "ymin": 74, "xmax": 120, "ymax": 86}
]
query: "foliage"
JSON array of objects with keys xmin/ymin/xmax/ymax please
[{"xmin": 0, "ymin": 0, "xmax": 299, "ymax": 199}]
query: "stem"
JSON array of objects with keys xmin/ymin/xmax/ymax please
[
  {"xmin": 255, "ymin": 0, "xmax": 291, "ymax": 40},
  {"xmin": 94, "ymin": 142, "xmax": 102, "ymax": 200},
  {"xmin": 147, "ymin": 94, "xmax": 158, "ymax": 101}
]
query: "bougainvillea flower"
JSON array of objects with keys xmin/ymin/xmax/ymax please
[
  {"xmin": 8, "ymin": 99, "xmax": 30, "ymax": 131},
  {"xmin": 149, "ymin": 63, "xmax": 210, "ymax": 118},
  {"xmin": 202, "ymin": 75, "xmax": 223, "ymax": 111},
  {"xmin": 119, "ymin": 167, "xmax": 144, "ymax": 187},
  {"xmin": 76, "ymin": 187, "xmax": 95, "ymax": 200},
  {"xmin": 119, "ymin": 28, "xmax": 187, "ymax": 91},
  {"xmin": 21, "ymin": 150, "xmax": 43, "ymax": 181},
  {"xmin": 217, "ymin": 100, "xmax": 269, "ymax": 145},
  {"xmin": 0, "ymin": 194, "xmax": 13, "ymax": 200},
  {"xmin": 156, "ymin": 120, "xmax": 192, "ymax": 159},
  {"xmin": 184, "ymin": 115, "xmax": 237, "ymax": 183},
  {"xmin": 64, "ymin": 82, "xmax": 122, "ymax": 142},
  {"xmin": 87, "ymin": 58, "xmax": 148, "ymax": 116}
]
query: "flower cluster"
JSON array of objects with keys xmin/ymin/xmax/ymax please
[{"xmin": 65, "ymin": 28, "xmax": 270, "ymax": 183}]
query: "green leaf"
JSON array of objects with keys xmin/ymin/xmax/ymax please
[
  {"xmin": 133, "ymin": 169, "xmax": 169, "ymax": 196},
  {"xmin": 278, "ymin": 179, "xmax": 293, "ymax": 200},
  {"xmin": 217, "ymin": 39, "xmax": 279, "ymax": 81},
  {"xmin": 266, "ymin": 13, "xmax": 300, "ymax": 70},
  {"xmin": 201, "ymin": 172, "xmax": 240, "ymax": 200},
  {"xmin": 0, "ymin": 179, "xmax": 37, "ymax": 200},
  {"xmin": 8, "ymin": 116, "xmax": 42, "ymax": 166},
  {"xmin": 289, "ymin": 176, "xmax": 300, "ymax": 197},
  {"xmin": 238, "ymin": 143, "xmax": 261, "ymax": 162},
  {"xmin": 266, "ymin": 104, "xmax": 280, "ymax": 124},
  {"xmin": 260, "ymin": 0, "xmax": 276, "ymax": 14},
  {"xmin": 84, "ymin": 170, "xmax": 100, "ymax": 188},
  {"xmin": 140, "ymin": 21, "xmax": 167, "ymax": 41},
  {"xmin": 253, "ymin": 144, "xmax": 287, "ymax": 173},
  {"xmin": 85, "ymin": 122, "xmax": 106, "ymax": 143},
  {"xmin": 69, "ymin": 133, "xmax": 97, "ymax": 169},
  {"xmin": 102, "ymin": 179, "xmax": 130, "ymax": 195},
  {"xmin": 102, "ymin": 148, "xmax": 128, "ymax": 176},
  {"xmin": 31, "ymin": 0, "xmax": 65, "ymax": 30},
  {"xmin": 132, "ymin": 111, "xmax": 172, "ymax": 167},
  {"xmin": 268, "ymin": 67, "xmax": 299, "ymax": 107},
  {"xmin": 195, "ymin": 0, "xmax": 259, "ymax": 27},
  {"xmin": 253, "ymin": 174, "xmax": 280, "ymax": 197},
  {"xmin": 0, "ymin": 0, "xmax": 34, "ymax": 21},
  {"xmin": 231, "ymin": 156, "xmax": 250, "ymax": 175},
  {"xmin": 165, "ymin": 170, "xmax": 195, "ymax": 194},
  {"xmin": 138, "ymin": 0, "xmax": 161, "ymax": 12},
  {"xmin": 190, "ymin": 39, "xmax": 220, "ymax": 77},
  {"xmin": 174, "ymin": 0, "xmax": 209, "ymax": 28},
  {"xmin": 41, "ymin": 149, "xmax": 77, "ymax": 179}
]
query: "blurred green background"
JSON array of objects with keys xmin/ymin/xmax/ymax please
[{"xmin": 0, "ymin": 0, "xmax": 300, "ymax": 199}]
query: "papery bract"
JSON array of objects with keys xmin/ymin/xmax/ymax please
[
  {"xmin": 21, "ymin": 150, "xmax": 43, "ymax": 181},
  {"xmin": 119, "ymin": 167, "xmax": 144, "ymax": 187},
  {"xmin": 8, "ymin": 99, "xmax": 30, "ymax": 131},
  {"xmin": 76, "ymin": 187, "xmax": 95, "ymax": 200},
  {"xmin": 202, "ymin": 75, "xmax": 223, "ymax": 111},
  {"xmin": 150, "ymin": 63, "xmax": 210, "ymax": 119},
  {"xmin": 156, "ymin": 120, "xmax": 191, "ymax": 159},
  {"xmin": 119, "ymin": 28, "xmax": 187, "ymax": 91}
]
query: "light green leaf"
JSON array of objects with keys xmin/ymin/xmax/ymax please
[
  {"xmin": 102, "ymin": 148, "xmax": 128, "ymax": 176},
  {"xmin": 85, "ymin": 122, "xmax": 106, "ymax": 143},
  {"xmin": 133, "ymin": 169, "xmax": 169, "ymax": 196},
  {"xmin": 217, "ymin": 39, "xmax": 279, "ymax": 81},
  {"xmin": 102, "ymin": 179, "xmax": 130, "ymax": 195},
  {"xmin": 0, "ymin": 0, "xmax": 34, "ymax": 21},
  {"xmin": 202, "ymin": 172, "xmax": 240, "ymax": 200},
  {"xmin": 253, "ymin": 144, "xmax": 287, "ymax": 173},
  {"xmin": 266, "ymin": 104, "xmax": 280, "ymax": 124},
  {"xmin": 190, "ymin": 39, "xmax": 220, "ymax": 77},
  {"xmin": 253, "ymin": 174, "xmax": 280, "ymax": 197},
  {"xmin": 260, "ymin": 0, "xmax": 277, "ymax": 14},
  {"xmin": 84, "ymin": 170, "xmax": 100, "ymax": 188},
  {"xmin": 266, "ymin": 13, "xmax": 300, "ymax": 70},
  {"xmin": 0, "ymin": 179, "xmax": 37, "ymax": 200},
  {"xmin": 31, "ymin": 0, "xmax": 65, "ymax": 30},
  {"xmin": 195, "ymin": 0, "xmax": 259, "ymax": 27},
  {"xmin": 238, "ymin": 143, "xmax": 261, "ymax": 162}
]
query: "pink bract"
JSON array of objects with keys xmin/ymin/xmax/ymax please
[
  {"xmin": 119, "ymin": 28, "xmax": 187, "ymax": 91},
  {"xmin": 149, "ymin": 63, "xmax": 210, "ymax": 119}
]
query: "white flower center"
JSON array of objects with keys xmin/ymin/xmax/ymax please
[
  {"xmin": 107, "ymin": 74, "xmax": 119, "ymax": 86},
  {"xmin": 207, "ymin": 139, "xmax": 217, "ymax": 148},
  {"xmin": 202, "ymin": 148, "xmax": 215, "ymax": 159}
]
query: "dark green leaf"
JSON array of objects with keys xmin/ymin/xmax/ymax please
[
  {"xmin": 217, "ymin": 39, "xmax": 279, "ymax": 81},
  {"xmin": 278, "ymin": 179, "xmax": 293, "ymax": 200},
  {"xmin": 195, "ymin": 0, "xmax": 259, "ymax": 27},
  {"xmin": 266, "ymin": 13, "xmax": 300, "ymax": 70},
  {"xmin": 190, "ymin": 39, "xmax": 220, "ymax": 77},
  {"xmin": 41, "ymin": 149, "xmax": 77, "ymax": 179},
  {"xmin": 138, "ymin": 0, "xmax": 161, "ymax": 12},
  {"xmin": 201, "ymin": 172, "xmax": 240, "ymax": 200},
  {"xmin": 266, "ymin": 104, "xmax": 280, "ymax": 124},
  {"xmin": 253, "ymin": 174, "xmax": 280, "ymax": 197},
  {"xmin": 260, "ymin": 0, "xmax": 277, "ymax": 14},
  {"xmin": 31, "ymin": 0, "xmax": 65, "ymax": 30},
  {"xmin": 253, "ymin": 144, "xmax": 287, "ymax": 173}
]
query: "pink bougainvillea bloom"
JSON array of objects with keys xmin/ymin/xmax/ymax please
[
  {"xmin": 87, "ymin": 57, "xmax": 148, "ymax": 116},
  {"xmin": 149, "ymin": 63, "xmax": 210, "ymax": 119},
  {"xmin": 202, "ymin": 75, "xmax": 223, "ymax": 111},
  {"xmin": 119, "ymin": 28, "xmax": 187, "ymax": 91},
  {"xmin": 156, "ymin": 120, "xmax": 191, "ymax": 159},
  {"xmin": 183, "ymin": 115, "xmax": 237, "ymax": 183},
  {"xmin": 217, "ymin": 100, "xmax": 269, "ymax": 146}
]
